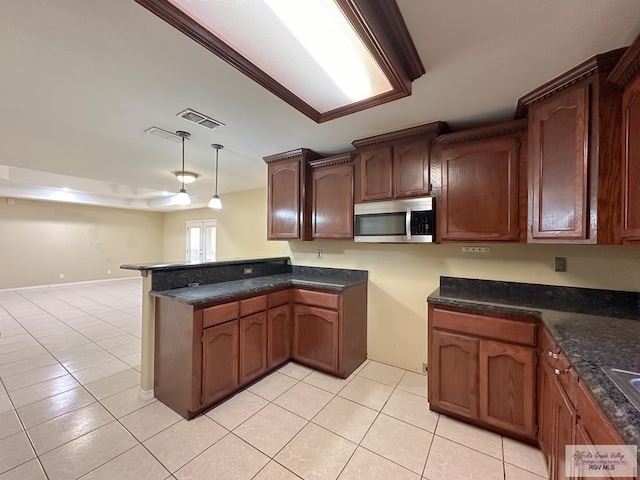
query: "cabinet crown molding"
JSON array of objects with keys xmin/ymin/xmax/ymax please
[
  {"xmin": 309, "ymin": 153, "xmax": 354, "ymax": 169},
  {"xmin": 263, "ymin": 148, "xmax": 322, "ymax": 165},
  {"xmin": 609, "ymin": 32, "xmax": 640, "ymax": 87},
  {"xmin": 437, "ymin": 119, "xmax": 527, "ymax": 145},
  {"xmin": 515, "ymin": 48, "xmax": 625, "ymax": 118},
  {"xmin": 351, "ymin": 121, "xmax": 449, "ymax": 149}
]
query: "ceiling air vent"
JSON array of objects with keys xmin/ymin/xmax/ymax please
[
  {"xmin": 144, "ymin": 127, "xmax": 186, "ymax": 143},
  {"xmin": 177, "ymin": 108, "xmax": 225, "ymax": 130}
]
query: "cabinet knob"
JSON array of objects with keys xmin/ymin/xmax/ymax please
[
  {"xmin": 554, "ymin": 367, "xmax": 571, "ymax": 375},
  {"xmin": 547, "ymin": 351, "xmax": 561, "ymax": 359}
]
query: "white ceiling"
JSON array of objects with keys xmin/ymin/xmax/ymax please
[{"xmin": 1, "ymin": 0, "xmax": 639, "ymax": 211}]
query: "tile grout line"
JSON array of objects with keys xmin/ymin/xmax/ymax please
[
  {"xmin": 0, "ymin": 375, "xmax": 50, "ymax": 480},
  {"xmin": 0, "ymin": 283, "xmax": 155, "ymax": 479}
]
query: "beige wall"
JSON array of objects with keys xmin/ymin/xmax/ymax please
[
  {"xmin": 284, "ymin": 241, "xmax": 640, "ymax": 373},
  {"xmin": 162, "ymin": 187, "xmax": 283, "ymax": 262},
  {"xmin": 0, "ymin": 198, "xmax": 163, "ymax": 289}
]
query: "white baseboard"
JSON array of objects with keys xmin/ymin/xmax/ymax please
[
  {"xmin": 138, "ymin": 388, "xmax": 154, "ymax": 401},
  {"xmin": 0, "ymin": 276, "xmax": 141, "ymax": 293}
]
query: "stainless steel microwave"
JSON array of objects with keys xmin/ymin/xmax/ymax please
[{"xmin": 354, "ymin": 197, "xmax": 435, "ymax": 243}]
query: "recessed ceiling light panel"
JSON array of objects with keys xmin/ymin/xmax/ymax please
[
  {"xmin": 177, "ymin": 108, "xmax": 225, "ymax": 130},
  {"xmin": 134, "ymin": 0, "xmax": 424, "ymax": 123}
]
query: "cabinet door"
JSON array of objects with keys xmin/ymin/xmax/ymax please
[
  {"xmin": 551, "ymin": 376, "xmax": 576, "ymax": 480},
  {"xmin": 312, "ymin": 164, "xmax": 354, "ymax": 239},
  {"xmin": 267, "ymin": 160, "xmax": 300, "ymax": 239},
  {"xmin": 293, "ymin": 304, "xmax": 339, "ymax": 373},
  {"xmin": 202, "ymin": 320, "xmax": 239, "ymax": 406},
  {"xmin": 268, "ymin": 304, "xmax": 291, "ymax": 368},
  {"xmin": 360, "ymin": 148, "xmax": 393, "ymax": 201},
  {"xmin": 478, "ymin": 340, "xmax": 536, "ymax": 438},
  {"xmin": 440, "ymin": 138, "xmax": 520, "ymax": 241},
  {"xmin": 529, "ymin": 85, "xmax": 590, "ymax": 241},
  {"xmin": 622, "ymin": 77, "xmax": 640, "ymax": 242},
  {"xmin": 539, "ymin": 352, "xmax": 555, "ymax": 469},
  {"xmin": 393, "ymin": 140, "xmax": 430, "ymax": 198},
  {"xmin": 239, "ymin": 312, "xmax": 268, "ymax": 384},
  {"xmin": 429, "ymin": 330, "xmax": 479, "ymax": 419}
]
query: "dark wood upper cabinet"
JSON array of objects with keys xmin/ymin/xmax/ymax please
[
  {"xmin": 264, "ymin": 148, "xmax": 323, "ymax": 241},
  {"xmin": 360, "ymin": 148, "xmax": 393, "ymax": 201},
  {"xmin": 436, "ymin": 120, "xmax": 527, "ymax": 242},
  {"xmin": 529, "ymin": 86, "xmax": 589, "ymax": 241},
  {"xmin": 352, "ymin": 122, "xmax": 448, "ymax": 202},
  {"xmin": 609, "ymin": 32, "xmax": 640, "ymax": 244},
  {"xmin": 393, "ymin": 139, "xmax": 431, "ymax": 198},
  {"xmin": 517, "ymin": 49, "xmax": 625, "ymax": 244},
  {"xmin": 310, "ymin": 155, "xmax": 354, "ymax": 239}
]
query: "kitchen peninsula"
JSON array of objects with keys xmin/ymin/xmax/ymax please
[{"xmin": 121, "ymin": 257, "xmax": 368, "ymax": 418}]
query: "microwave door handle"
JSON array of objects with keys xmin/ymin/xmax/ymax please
[{"xmin": 405, "ymin": 209, "xmax": 411, "ymax": 240}]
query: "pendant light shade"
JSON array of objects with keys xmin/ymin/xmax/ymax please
[
  {"xmin": 176, "ymin": 131, "xmax": 191, "ymax": 206},
  {"xmin": 176, "ymin": 189, "xmax": 191, "ymax": 205},
  {"xmin": 208, "ymin": 195, "xmax": 222, "ymax": 209},
  {"xmin": 209, "ymin": 143, "xmax": 223, "ymax": 209}
]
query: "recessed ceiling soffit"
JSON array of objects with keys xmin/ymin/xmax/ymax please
[{"xmin": 133, "ymin": 0, "xmax": 425, "ymax": 123}]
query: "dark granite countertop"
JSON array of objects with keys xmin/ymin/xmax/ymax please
[
  {"xmin": 427, "ymin": 277, "xmax": 640, "ymax": 448},
  {"xmin": 121, "ymin": 256, "xmax": 291, "ymax": 272},
  {"xmin": 151, "ymin": 268, "xmax": 367, "ymax": 306}
]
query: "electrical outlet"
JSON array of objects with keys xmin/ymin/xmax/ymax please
[
  {"xmin": 317, "ymin": 249, "xmax": 323, "ymax": 260},
  {"xmin": 555, "ymin": 257, "xmax": 567, "ymax": 272},
  {"xmin": 243, "ymin": 267, "xmax": 253, "ymax": 275},
  {"xmin": 422, "ymin": 362, "xmax": 428, "ymax": 374},
  {"xmin": 462, "ymin": 246, "xmax": 491, "ymax": 253},
  {"xmin": 107, "ymin": 269, "xmax": 111, "ymax": 275},
  {"xmin": 59, "ymin": 273, "xmax": 64, "ymax": 279}
]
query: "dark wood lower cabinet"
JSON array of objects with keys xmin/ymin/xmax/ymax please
[
  {"xmin": 428, "ymin": 305, "xmax": 537, "ymax": 441},
  {"xmin": 429, "ymin": 308, "xmax": 635, "ymax": 480},
  {"xmin": 268, "ymin": 304, "xmax": 291, "ymax": 368},
  {"xmin": 551, "ymin": 375, "xmax": 576, "ymax": 480},
  {"xmin": 155, "ymin": 283, "xmax": 367, "ymax": 419},
  {"xmin": 239, "ymin": 312, "xmax": 268, "ymax": 384},
  {"xmin": 429, "ymin": 330, "xmax": 479, "ymax": 419},
  {"xmin": 479, "ymin": 340, "xmax": 536, "ymax": 437},
  {"xmin": 202, "ymin": 320, "xmax": 239, "ymax": 406},
  {"xmin": 293, "ymin": 304, "xmax": 339, "ymax": 373},
  {"xmin": 292, "ymin": 285, "xmax": 367, "ymax": 378}
]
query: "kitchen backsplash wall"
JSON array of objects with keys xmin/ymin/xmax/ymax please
[{"xmin": 283, "ymin": 241, "xmax": 640, "ymax": 373}]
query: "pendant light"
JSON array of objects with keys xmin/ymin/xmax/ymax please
[
  {"xmin": 208, "ymin": 143, "xmax": 223, "ymax": 209},
  {"xmin": 175, "ymin": 131, "xmax": 191, "ymax": 206}
]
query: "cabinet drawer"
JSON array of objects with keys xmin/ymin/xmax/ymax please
[
  {"xmin": 294, "ymin": 289, "xmax": 339, "ymax": 309},
  {"xmin": 203, "ymin": 301, "xmax": 239, "ymax": 328},
  {"xmin": 268, "ymin": 289, "xmax": 290, "ymax": 308},
  {"xmin": 431, "ymin": 308, "xmax": 536, "ymax": 346},
  {"xmin": 240, "ymin": 295, "xmax": 267, "ymax": 317}
]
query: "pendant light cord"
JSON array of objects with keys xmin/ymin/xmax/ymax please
[
  {"xmin": 214, "ymin": 148, "xmax": 219, "ymax": 197},
  {"xmin": 181, "ymin": 136, "xmax": 186, "ymax": 191}
]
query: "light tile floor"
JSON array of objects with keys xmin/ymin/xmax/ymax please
[{"xmin": 0, "ymin": 278, "xmax": 549, "ymax": 480}]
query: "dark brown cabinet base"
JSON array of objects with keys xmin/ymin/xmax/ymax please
[
  {"xmin": 429, "ymin": 303, "xmax": 634, "ymax": 480},
  {"xmin": 428, "ymin": 305, "xmax": 537, "ymax": 441},
  {"xmin": 155, "ymin": 283, "xmax": 367, "ymax": 419}
]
